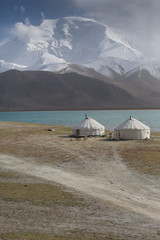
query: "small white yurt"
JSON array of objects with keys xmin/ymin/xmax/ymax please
[
  {"xmin": 114, "ymin": 116, "xmax": 150, "ymax": 140},
  {"xmin": 72, "ymin": 115, "xmax": 105, "ymax": 137}
]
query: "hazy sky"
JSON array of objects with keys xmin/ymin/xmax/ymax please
[{"xmin": 0, "ymin": 0, "xmax": 160, "ymax": 57}]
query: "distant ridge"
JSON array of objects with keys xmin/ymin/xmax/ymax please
[{"xmin": 0, "ymin": 70, "xmax": 151, "ymax": 111}]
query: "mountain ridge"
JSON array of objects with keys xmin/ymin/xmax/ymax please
[
  {"xmin": 0, "ymin": 16, "xmax": 160, "ymax": 110},
  {"xmin": 0, "ymin": 70, "xmax": 151, "ymax": 111},
  {"xmin": 0, "ymin": 16, "xmax": 159, "ymax": 79}
]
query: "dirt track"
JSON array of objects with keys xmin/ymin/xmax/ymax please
[
  {"xmin": 0, "ymin": 122, "xmax": 160, "ymax": 239},
  {"xmin": 0, "ymin": 148, "xmax": 160, "ymax": 222}
]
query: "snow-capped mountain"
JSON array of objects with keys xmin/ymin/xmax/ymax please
[{"xmin": 0, "ymin": 16, "xmax": 159, "ymax": 78}]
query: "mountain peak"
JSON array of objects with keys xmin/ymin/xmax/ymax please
[{"xmin": 0, "ymin": 16, "xmax": 158, "ymax": 78}]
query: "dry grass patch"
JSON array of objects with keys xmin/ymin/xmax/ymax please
[
  {"xmin": 120, "ymin": 145, "xmax": 160, "ymax": 175},
  {"xmin": 0, "ymin": 182, "xmax": 84, "ymax": 207},
  {"xmin": 0, "ymin": 122, "xmax": 72, "ymax": 160},
  {"xmin": 0, "ymin": 171, "xmax": 20, "ymax": 178},
  {"xmin": 118, "ymin": 132, "xmax": 160, "ymax": 175},
  {"xmin": 0, "ymin": 122, "xmax": 72, "ymax": 137},
  {"xmin": 0, "ymin": 232, "xmax": 122, "ymax": 240}
]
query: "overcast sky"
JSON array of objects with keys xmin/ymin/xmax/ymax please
[{"xmin": 0, "ymin": 0, "xmax": 160, "ymax": 57}]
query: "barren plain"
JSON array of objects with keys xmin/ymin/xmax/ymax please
[{"xmin": 0, "ymin": 121, "xmax": 160, "ymax": 240}]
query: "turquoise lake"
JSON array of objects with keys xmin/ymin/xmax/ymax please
[{"xmin": 0, "ymin": 109, "xmax": 160, "ymax": 132}]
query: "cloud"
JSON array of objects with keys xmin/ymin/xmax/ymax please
[
  {"xmin": 72, "ymin": 0, "xmax": 158, "ymax": 29},
  {"xmin": 14, "ymin": 6, "xmax": 18, "ymax": 11},
  {"xmin": 0, "ymin": 39, "xmax": 8, "ymax": 46},
  {"xmin": 70, "ymin": 0, "xmax": 160, "ymax": 57},
  {"xmin": 10, "ymin": 22, "xmax": 43, "ymax": 41},
  {"xmin": 20, "ymin": 5, "xmax": 26, "ymax": 14},
  {"xmin": 25, "ymin": 18, "xmax": 30, "ymax": 25},
  {"xmin": 41, "ymin": 12, "xmax": 45, "ymax": 20}
]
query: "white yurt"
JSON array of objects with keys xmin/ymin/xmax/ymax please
[
  {"xmin": 72, "ymin": 115, "xmax": 105, "ymax": 137},
  {"xmin": 113, "ymin": 116, "xmax": 150, "ymax": 140}
]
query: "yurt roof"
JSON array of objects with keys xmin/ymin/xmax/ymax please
[
  {"xmin": 73, "ymin": 117, "xmax": 105, "ymax": 130},
  {"xmin": 114, "ymin": 116, "xmax": 150, "ymax": 130}
]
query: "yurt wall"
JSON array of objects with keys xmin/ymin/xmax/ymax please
[
  {"xmin": 72, "ymin": 116, "xmax": 105, "ymax": 137},
  {"xmin": 113, "ymin": 117, "xmax": 150, "ymax": 140}
]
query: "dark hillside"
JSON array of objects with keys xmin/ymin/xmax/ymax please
[{"xmin": 0, "ymin": 70, "xmax": 150, "ymax": 111}]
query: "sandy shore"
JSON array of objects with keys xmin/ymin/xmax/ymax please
[{"xmin": 0, "ymin": 121, "xmax": 160, "ymax": 240}]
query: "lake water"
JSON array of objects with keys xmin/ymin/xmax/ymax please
[{"xmin": 0, "ymin": 109, "xmax": 160, "ymax": 132}]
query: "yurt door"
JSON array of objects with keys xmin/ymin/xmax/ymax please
[
  {"xmin": 76, "ymin": 129, "xmax": 80, "ymax": 137},
  {"xmin": 118, "ymin": 130, "xmax": 120, "ymax": 140}
]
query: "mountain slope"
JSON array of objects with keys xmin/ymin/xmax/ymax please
[
  {"xmin": 0, "ymin": 70, "xmax": 149, "ymax": 111},
  {"xmin": 0, "ymin": 16, "xmax": 158, "ymax": 78},
  {"xmin": 116, "ymin": 69, "xmax": 160, "ymax": 106}
]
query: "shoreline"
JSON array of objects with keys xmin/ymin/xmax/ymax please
[
  {"xmin": 0, "ymin": 121, "xmax": 159, "ymax": 134},
  {"xmin": 0, "ymin": 110, "xmax": 160, "ymax": 132},
  {"xmin": 1, "ymin": 107, "xmax": 160, "ymax": 112}
]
